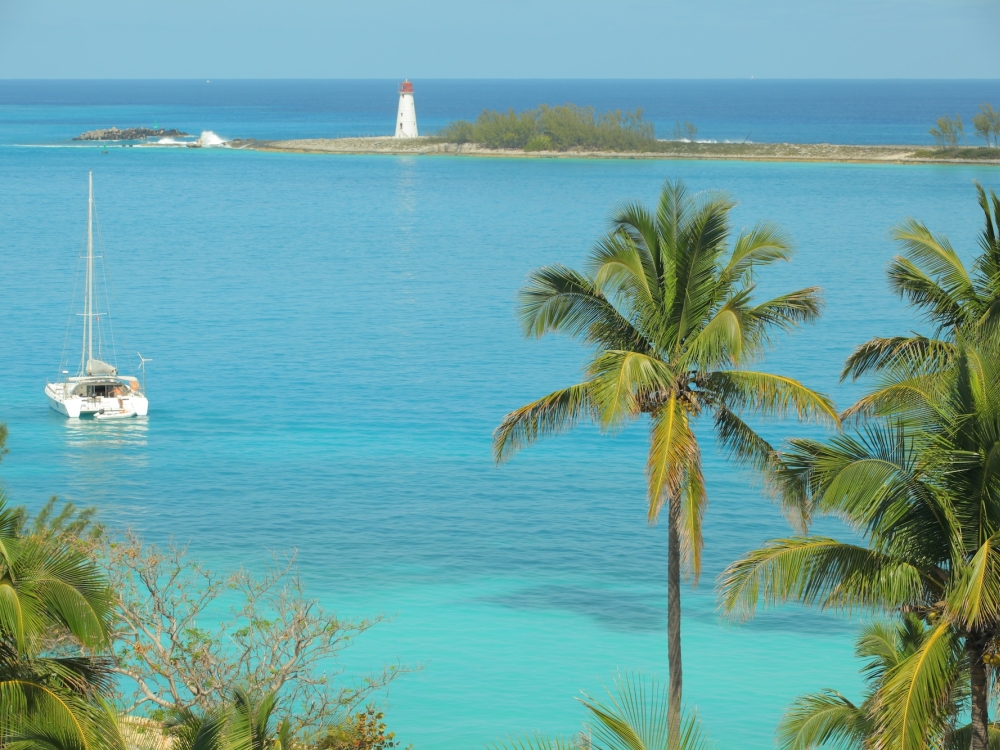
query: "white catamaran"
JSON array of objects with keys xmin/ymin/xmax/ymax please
[{"xmin": 45, "ymin": 172, "xmax": 149, "ymax": 419}]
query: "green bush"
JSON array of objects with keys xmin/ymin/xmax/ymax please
[
  {"xmin": 439, "ymin": 103, "xmax": 663, "ymax": 152},
  {"xmin": 524, "ymin": 134, "xmax": 553, "ymax": 151},
  {"xmin": 312, "ymin": 707, "xmax": 407, "ymax": 750}
]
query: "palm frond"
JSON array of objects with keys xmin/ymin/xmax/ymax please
[
  {"xmin": 578, "ymin": 672, "xmax": 713, "ymax": 750},
  {"xmin": 743, "ymin": 287, "xmax": 824, "ymax": 338},
  {"xmin": 775, "ymin": 689, "xmax": 868, "ymax": 750},
  {"xmin": 839, "ymin": 375, "xmax": 943, "ymax": 425},
  {"xmin": 719, "ymin": 221, "xmax": 794, "ymax": 286},
  {"xmin": 587, "ymin": 351, "xmax": 675, "ymax": 429},
  {"xmin": 669, "ymin": 194, "xmax": 735, "ymax": 347},
  {"xmin": 869, "ymin": 619, "xmax": 961, "ymax": 750},
  {"xmin": 891, "ymin": 219, "xmax": 976, "ymax": 308},
  {"xmin": 653, "ymin": 179, "xmax": 689, "ymax": 278},
  {"xmin": 590, "ymin": 231, "xmax": 658, "ymax": 309},
  {"xmin": 645, "ymin": 398, "xmax": 698, "ymax": 523},
  {"xmin": 841, "ymin": 336, "xmax": 956, "ymax": 382},
  {"xmin": 717, "ymin": 537, "xmax": 925, "ymax": 621},
  {"xmin": 0, "ymin": 677, "xmax": 104, "ymax": 750},
  {"xmin": 705, "ymin": 371, "xmax": 839, "ymax": 425},
  {"xmin": 679, "ymin": 452, "xmax": 707, "ymax": 582},
  {"xmin": 946, "ymin": 530, "xmax": 1000, "ymax": 629},
  {"xmin": 493, "ymin": 384, "xmax": 594, "ymax": 464},
  {"xmin": 943, "ymin": 723, "xmax": 1000, "ymax": 750},
  {"xmin": 489, "ymin": 734, "xmax": 578, "ymax": 750},
  {"xmin": 887, "ymin": 255, "xmax": 970, "ymax": 332},
  {"xmin": 680, "ymin": 290, "xmax": 754, "ymax": 369},
  {"xmin": 517, "ymin": 264, "xmax": 648, "ymax": 350},
  {"xmin": 604, "ymin": 203, "xmax": 661, "ymax": 303}
]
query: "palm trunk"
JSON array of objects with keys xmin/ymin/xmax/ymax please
[
  {"xmin": 969, "ymin": 633, "xmax": 990, "ymax": 750},
  {"xmin": 667, "ymin": 494, "xmax": 683, "ymax": 748}
]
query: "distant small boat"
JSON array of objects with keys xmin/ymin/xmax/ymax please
[{"xmin": 45, "ymin": 172, "xmax": 150, "ymax": 419}]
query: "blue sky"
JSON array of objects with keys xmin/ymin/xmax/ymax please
[{"xmin": 1, "ymin": 0, "xmax": 998, "ymax": 78}]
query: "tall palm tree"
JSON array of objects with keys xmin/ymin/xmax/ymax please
[
  {"xmin": 719, "ymin": 339, "xmax": 1000, "ymax": 750},
  {"xmin": 842, "ymin": 182, "xmax": 1000, "ymax": 383},
  {"xmin": 494, "ymin": 179, "xmax": 838, "ymax": 739},
  {"xmin": 0, "ymin": 494, "xmax": 116, "ymax": 750}
]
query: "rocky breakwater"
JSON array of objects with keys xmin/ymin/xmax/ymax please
[{"xmin": 74, "ymin": 126, "xmax": 189, "ymax": 141}]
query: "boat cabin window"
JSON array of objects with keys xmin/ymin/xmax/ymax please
[{"xmin": 83, "ymin": 384, "xmax": 125, "ymax": 398}]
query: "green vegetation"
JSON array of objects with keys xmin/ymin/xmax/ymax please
[
  {"xmin": 973, "ymin": 104, "xmax": 1000, "ymax": 148},
  {"xmin": 672, "ymin": 120, "xmax": 698, "ymax": 142},
  {"xmin": 929, "ymin": 114, "xmax": 965, "ymax": 147},
  {"xmin": 774, "ymin": 614, "xmax": 989, "ymax": 750},
  {"xmin": 494, "ymin": 179, "xmax": 836, "ymax": 740},
  {"xmin": 0, "ymin": 427, "xmax": 407, "ymax": 750},
  {"xmin": 913, "ymin": 146, "xmax": 1000, "ymax": 160},
  {"xmin": 10, "ymin": 165, "xmax": 1000, "ymax": 749},
  {"xmin": 929, "ymin": 104, "xmax": 1000, "ymax": 149},
  {"xmin": 439, "ymin": 104, "xmax": 670, "ymax": 152},
  {"xmin": 0, "ymin": 487, "xmax": 117, "ymax": 750},
  {"xmin": 493, "ymin": 673, "xmax": 712, "ymax": 750},
  {"xmin": 720, "ymin": 184, "xmax": 1000, "ymax": 750}
]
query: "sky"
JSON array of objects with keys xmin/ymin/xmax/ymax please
[{"xmin": 0, "ymin": 0, "xmax": 998, "ymax": 79}]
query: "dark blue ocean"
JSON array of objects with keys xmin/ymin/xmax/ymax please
[{"xmin": 1, "ymin": 80, "xmax": 999, "ymax": 748}]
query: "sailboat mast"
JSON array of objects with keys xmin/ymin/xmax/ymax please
[{"xmin": 81, "ymin": 171, "xmax": 94, "ymax": 375}]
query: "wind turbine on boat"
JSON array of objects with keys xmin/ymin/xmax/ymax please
[{"xmin": 137, "ymin": 353, "xmax": 152, "ymax": 393}]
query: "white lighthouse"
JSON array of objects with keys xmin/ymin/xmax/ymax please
[{"xmin": 395, "ymin": 80, "xmax": 418, "ymax": 138}]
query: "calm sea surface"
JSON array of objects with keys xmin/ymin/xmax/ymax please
[{"xmin": 1, "ymin": 81, "xmax": 999, "ymax": 748}]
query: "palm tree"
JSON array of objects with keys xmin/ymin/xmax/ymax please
[
  {"xmin": 842, "ymin": 182, "xmax": 1000, "ymax": 383},
  {"xmin": 494, "ymin": 672, "xmax": 713, "ymax": 750},
  {"xmin": 494, "ymin": 179, "xmax": 838, "ymax": 739},
  {"xmin": 167, "ymin": 688, "xmax": 290, "ymax": 750},
  {"xmin": 777, "ymin": 613, "xmax": 1000, "ymax": 750},
  {"xmin": 0, "ymin": 493, "xmax": 116, "ymax": 750},
  {"xmin": 719, "ymin": 339, "xmax": 1000, "ymax": 750}
]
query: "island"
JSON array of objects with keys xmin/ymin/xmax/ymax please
[
  {"xmin": 227, "ymin": 103, "xmax": 1000, "ymax": 165},
  {"xmin": 229, "ymin": 137, "xmax": 1000, "ymax": 165},
  {"xmin": 73, "ymin": 126, "xmax": 189, "ymax": 141}
]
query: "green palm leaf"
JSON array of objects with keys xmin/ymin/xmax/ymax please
[
  {"xmin": 704, "ymin": 371, "xmax": 839, "ymax": 424},
  {"xmin": 718, "ymin": 537, "xmax": 925, "ymax": 620},
  {"xmin": 775, "ymin": 689, "xmax": 868, "ymax": 750},
  {"xmin": 493, "ymin": 384, "xmax": 595, "ymax": 464},
  {"xmin": 579, "ymin": 672, "xmax": 713, "ymax": 750},
  {"xmin": 869, "ymin": 619, "xmax": 961, "ymax": 750}
]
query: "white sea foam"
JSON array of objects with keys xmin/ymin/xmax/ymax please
[{"xmin": 197, "ymin": 130, "xmax": 227, "ymax": 147}]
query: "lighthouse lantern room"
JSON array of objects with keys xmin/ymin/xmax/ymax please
[{"xmin": 395, "ymin": 80, "xmax": 418, "ymax": 138}]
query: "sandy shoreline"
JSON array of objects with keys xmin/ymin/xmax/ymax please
[{"xmin": 230, "ymin": 137, "xmax": 1000, "ymax": 166}]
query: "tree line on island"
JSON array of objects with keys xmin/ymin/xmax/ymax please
[
  {"xmin": 931, "ymin": 104, "xmax": 1000, "ymax": 149},
  {"xmin": 5, "ymin": 179, "xmax": 1000, "ymax": 750},
  {"xmin": 436, "ymin": 100, "xmax": 1000, "ymax": 155}
]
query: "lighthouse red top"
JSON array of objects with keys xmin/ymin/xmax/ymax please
[{"xmin": 399, "ymin": 80, "xmax": 413, "ymax": 94}]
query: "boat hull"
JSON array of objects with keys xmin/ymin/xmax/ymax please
[
  {"xmin": 46, "ymin": 386, "xmax": 82, "ymax": 417},
  {"xmin": 45, "ymin": 383, "xmax": 148, "ymax": 419}
]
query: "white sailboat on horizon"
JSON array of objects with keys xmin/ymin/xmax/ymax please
[{"xmin": 45, "ymin": 171, "xmax": 149, "ymax": 419}]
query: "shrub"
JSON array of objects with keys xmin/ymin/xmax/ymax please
[
  {"xmin": 313, "ymin": 707, "xmax": 408, "ymax": 750},
  {"xmin": 972, "ymin": 103, "xmax": 1000, "ymax": 148},
  {"xmin": 524, "ymin": 134, "xmax": 553, "ymax": 151},
  {"xmin": 439, "ymin": 103, "xmax": 662, "ymax": 152},
  {"xmin": 929, "ymin": 114, "xmax": 965, "ymax": 147}
]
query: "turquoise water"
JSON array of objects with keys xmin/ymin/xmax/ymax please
[{"xmin": 1, "ymin": 82, "xmax": 1000, "ymax": 748}]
